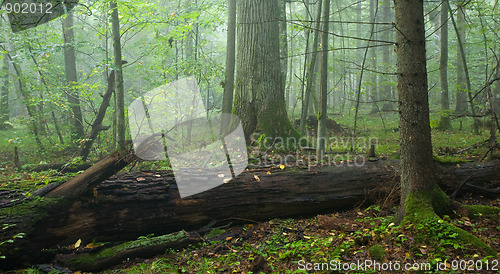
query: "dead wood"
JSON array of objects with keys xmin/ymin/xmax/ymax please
[
  {"xmin": 79, "ymin": 71, "xmax": 115, "ymax": 161},
  {"xmin": 44, "ymin": 150, "xmax": 137, "ymax": 199},
  {"xmin": 58, "ymin": 230, "xmax": 202, "ymax": 272}
]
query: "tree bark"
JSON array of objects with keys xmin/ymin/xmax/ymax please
[
  {"xmin": 300, "ymin": 0, "xmax": 322, "ymax": 135},
  {"xmin": 494, "ymin": 57, "xmax": 500, "ymax": 116},
  {"xmin": 438, "ymin": 1, "xmax": 451, "ymax": 130},
  {"xmin": 317, "ymin": 0, "xmax": 330, "ymax": 156},
  {"xmin": 44, "ymin": 150, "xmax": 136, "ymax": 199},
  {"xmin": 62, "ymin": 11, "xmax": 85, "ymax": 140},
  {"xmin": 380, "ymin": 0, "xmax": 394, "ymax": 111},
  {"xmin": 454, "ymin": 4, "xmax": 468, "ymax": 115},
  {"xmin": 111, "ymin": 0, "xmax": 126, "ymax": 153},
  {"xmin": 234, "ymin": 0, "xmax": 298, "ymax": 140},
  {"xmin": 448, "ymin": 2, "xmax": 479, "ymax": 133},
  {"xmin": 368, "ymin": 0, "xmax": 378, "ymax": 113},
  {"xmin": 221, "ymin": 0, "xmax": 236, "ymax": 117},
  {"xmin": 0, "ymin": 51, "xmax": 9, "ymax": 128},
  {"xmin": 279, "ymin": 0, "xmax": 288, "ymax": 110},
  {"xmin": 394, "ymin": 0, "xmax": 436, "ymax": 209}
]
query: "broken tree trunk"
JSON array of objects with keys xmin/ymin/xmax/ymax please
[
  {"xmin": 1, "ymin": 157, "xmax": 499, "ymax": 269},
  {"xmin": 79, "ymin": 71, "xmax": 115, "ymax": 161},
  {"xmin": 44, "ymin": 150, "xmax": 137, "ymax": 199}
]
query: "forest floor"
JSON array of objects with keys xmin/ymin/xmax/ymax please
[
  {"xmin": 60, "ymin": 194, "xmax": 498, "ymax": 273},
  {"xmin": 2, "ymin": 113, "xmax": 500, "ymax": 273}
]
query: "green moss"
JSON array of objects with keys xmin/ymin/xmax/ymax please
[
  {"xmin": 404, "ymin": 188, "xmax": 496, "ymax": 256},
  {"xmin": 463, "ymin": 204, "xmax": 500, "ymax": 219},
  {"xmin": 64, "ymin": 231, "xmax": 190, "ymax": 267},
  {"xmin": 368, "ymin": 244, "xmax": 385, "ymax": 261},
  {"xmin": 404, "ymin": 186, "xmax": 450, "ymax": 220},
  {"xmin": 206, "ymin": 228, "xmax": 226, "ymax": 238},
  {"xmin": 446, "ymin": 224, "xmax": 497, "ymax": 256},
  {"xmin": 433, "ymin": 155, "xmax": 471, "ymax": 164}
]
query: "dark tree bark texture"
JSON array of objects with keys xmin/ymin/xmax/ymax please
[
  {"xmin": 394, "ymin": 0, "xmax": 436, "ymax": 209},
  {"xmin": 234, "ymin": 0, "xmax": 299, "ymax": 141}
]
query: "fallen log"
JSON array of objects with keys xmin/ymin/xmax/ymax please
[
  {"xmin": 44, "ymin": 150, "xmax": 137, "ymax": 199},
  {"xmin": 58, "ymin": 230, "xmax": 202, "ymax": 272},
  {"xmin": 1, "ymin": 158, "xmax": 499, "ymax": 270}
]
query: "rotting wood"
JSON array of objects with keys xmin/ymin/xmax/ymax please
[
  {"xmin": 44, "ymin": 150, "xmax": 137, "ymax": 199},
  {"xmin": 58, "ymin": 230, "xmax": 202, "ymax": 272}
]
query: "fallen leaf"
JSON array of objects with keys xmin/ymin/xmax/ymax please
[
  {"xmin": 419, "ymin": 247, "xmax": 427, "ymax": 255},
  {"xmin": 225, "ymin": 236, "xmax": 233, "ymax": 241},
  {"xmin": 137, "ymin": 177, "xmax": 146, "ymax": 181},
  {"xmin": 254, "ymin": 175, "xmax": 260, "ymax": 182},
  {"xmin": 267, "ymin": 171, "xmax": 271, "ymax": 174},
  {"xmin": 279, "ymin": 164, "xmax": 285, "ymax": 170},
  {"xmin": 74, "ymin": 239, "xmax": 81, "ymax": 249},
  {"xmin": 85, "ymin": 242, "xmax": 103, "ymax": 249}
]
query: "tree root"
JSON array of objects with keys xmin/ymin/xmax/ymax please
[{"xmin": 404, "ymin": 188, "xmax": 497, "ymax": 257}]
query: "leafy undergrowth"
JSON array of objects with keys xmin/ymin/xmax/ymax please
[{"xmin": 39, "ymin": 195, "xmax": 493, "ymax": 274}]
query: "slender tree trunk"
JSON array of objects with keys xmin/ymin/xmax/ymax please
[
  {"xmin": 495, "ymin": 63, "xmax": 500, "ymax": 116},
  {"xmin": 62, "ymin": 11, "xmax": 85, "ymax": 140},
  {"xmin": 297, "ymin": 2, "xmax": 311, "ymax": 120},
  {"xmin": 438, "ymin": 1, "xmax": 451, "ymax": 130},
  {"xmin": 222, "ymin": 0, "xmax": 236, "ymax": 116},
  {"xmin": 279, "ymin": 0, "xmax": 288, "ymax": 110},
  {"xmin": 448, "ymin": 2, "xmax": 479, "ymax": 133},
  {"xmin": 369, "ymin": 0, "xmax": 378, "ymax": 113},
  {"xmin": 287, "ymin": 2, "xmax": 294, "ymax": 115},
  {"xmin": 454, "ymin": 5, "xmax": 467, "ymax": 115},
  {"xmin": 110, "ymin": 0, "xmax": 126, "ymax": 153},
  {"xmin": 80, "ymin": 71, "xmax": 115, "ymax": 161},
  {"xmin": 2, "ymin": 48, "xmax": 43, "ymax": 149},
  {"xmin": 300, "ymin": 0, "xmax": 322, "ymax": 135},
  {"xmin": 0, "ymin": 52, "xmax": 9, "ymax": 127},
  {"xmin": 380, "ymin": 0, "xmax": 393, "ymax": 111},
  {"xmin": 395, "ymin": 0, "xmax": 436, "ymax": 210},
  {"xmin": 317, "ymin": 0, "xmax": 330, "ymax": 157},
  {"xmin": 352, "ymin": 0, "xmax": 361, "ymax": 111},
  {"xmin": 0, "ymin": 20, "xmax": 7, "ymax": 127},
  {"xmin": 234, "ymin": 0, "xmax": 298, "ymax": 140}
]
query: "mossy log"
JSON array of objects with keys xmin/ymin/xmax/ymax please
[
  {"xmin": 1, "ymin": 158, "xmax": 499, "ymax": 270},
  {"xmin": 58, "ymin": 230, "xmax": 202, "ymax": 272}
]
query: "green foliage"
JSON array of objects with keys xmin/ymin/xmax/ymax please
[{"xmin": 0, "ymin": 224, "xmax": 25, "ymax": 259}]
